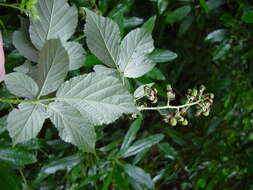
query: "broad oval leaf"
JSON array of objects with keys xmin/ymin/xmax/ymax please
[
  {"xmin": 0, "ymin": 146, "xmax": 37, "ymax": 166},
  {"xmin": 63, "ymin": 41, "xmax": 86, "ymax": 71},
  {"xmin": 48, "ymin": 102, "xmax": 96, "ymax": 152},
  {"xmin": 37, "ymin": 39, "xmax": 69, "ymax": 96},
  {"xmin": 56, "ymin": 72, "xmax": 137, "ymax": 125},
  {"xmin": 84, "ymin": 8, "xmax": 120, "ymax": 68},
  {"xmin": 5, "ymin": 72, "xmax": 38, "ymax": 99},
  {"xmin": 7, "ymin": 103, "xmax": 46, "ymax": 145},
  {"xmin": 119, "ymin": 28, "xmax": 155, "ymax": 78},
  {"xmin": 29, "ymin": 0, "xmax": 78, "ymax": 49}
]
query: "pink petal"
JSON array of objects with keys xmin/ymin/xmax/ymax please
[{"xmin": 0, "ymin": 31, "xmax": 5, "ymax": 82}]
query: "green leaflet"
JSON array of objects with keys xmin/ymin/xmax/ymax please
[
  {"xmin": 13, "ymin": 17, "xmax": 38, "ymax": 62},
  {"xmin": 48, "ymin": 102, "xmax": 96, "ymax": 152},
  {"xmin": 29, "ymin": 0, "xmax": 78, "ymax": 50},
  {"xmin": 119, "ymin": 28, "xmax": 155, "ymax": 78},
  {"xmin": 37, "ymin": 39, "xmax": 69, "ymax": 96},
  {"xmin": 56, "ymin": 72, "xmax": 137, "ymax": 126},
  {"xmin": 84, "ymin": 8, "xmax": 121, "ymax": 68},
  {"xmin": 7, "ymin": 103, "xmax": 46, "ymax": 145},
  {"xmin": 63, "ymin": 41, "xmax": 86, "ymax": 71},
  {"xmin": 5, "ymin": 72, "xmax": 38, "ymax": 99}
]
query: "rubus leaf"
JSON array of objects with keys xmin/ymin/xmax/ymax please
[
  {"xmin": 93, "ymin": 65, "xmax": 117, "ymax": 76},
  {"xmin": 56, "ymin": 72, "xmax": 137, "ymax": 125},
  {"xmin": 120, "ymin": 134, "xmax": 164, "ymax": 158},
  {"xmin": 123, "ymin": 163, "xmax": 154, "ymax": 189},
  {"xmin": 7, "ymin": 103, "xmax": 46, "ymax": 145},
  {"xmin": 5, "ymin": 72, "xmax": 38, "ymax": 99},
  {"xmin": 37, "ymin": 39, "xmax": 69, "ymax": 96},
  {"xmin": 0, "ymin": 31, "xmax": 5, "ymax": 82},
  {"xmin": 119, "ymin": 28, "xmax": 155, "ymax": 78},
  {"xmin": 48, "ymin": 102, "xmax": 96, "ymax": 152},
  {"xmin": 119, "ymin": 118, "xmax": 142, "ymax": 152},
  {"xmin": 84, "ymin": 8, "xmax": 120, "ymax": 68},
  {"xmin": 0, "ymin": 146, "xmax": 37, "ymax": 166},
  {"xmin": 29, "ymin": 0, "xmax": 78, "ymax": 50},
  {"xmin": 149, "ymin": 49, "xmax": 178, "ymax": 63},
  {"xmin": 241, "ymin": 11, "xmax": 253, "ymax": 23},
  {"xmin": 63, "ymin": 41, "xmax": 86, "ymax": 71},
  {"xmin": 13, "ymin": 61, "xmax": 32, "ymax": 74},
  {"xmin": 13, "ymin": 17, "xmax": 38, "ymax": 62}
]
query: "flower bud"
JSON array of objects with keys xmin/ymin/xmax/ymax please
[
  {"xmin": 181, "ymin": 119, "xmax": 188, "ymax": 126},
  {"xmin": 203, "ymin": 110, "xmax": 210, "ymax": 117}
]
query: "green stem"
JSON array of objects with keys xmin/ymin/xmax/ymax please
[
  {"xmin": 0, "ymin": 97, "xmax": 56, "ymax": 105},
  {"xmin": 0, "ymin": 3, "xmax": 24, "ymax": 11},
  {"xmin": 137, "ymin": 100, "xmax": 201, "ymax": 111}
]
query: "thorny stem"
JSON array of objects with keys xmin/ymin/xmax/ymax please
[{"xmin": 137, "ymin": 100, "xmax": 202, "ymax": 111}]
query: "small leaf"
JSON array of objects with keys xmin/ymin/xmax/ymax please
[
  {"xmin": 124, "ymin": 17, "xmax": 144, "ymax": 29},
  {"xmin": 48, "ymin": 102, "xmax": 96, "ymax": 152},
  {"xmin": 37, "ymin": 39, "xmax": 69, "ymax": 96},
  {"xmin": 146, "ymin": 68, "xmax": 166, "ymax": 80},
  {"xmin": 142, "ymin": 16, "xmax": 157, "ymax": 33},
  {"xmin": 166, "ymin": 6, "xmax": 192, "ymax": 24},
  {"xmin": 84, "ymin": 8, "xmax": 120, "ymax": 68},
  {"xmin": 120, "ymin": 134, "xmax": 164, "ymax": 158},
  {"xmin": 0, "ymin": 32, "xmax": 5, "ymax": 82},
  {"xmin": 5, "ymin": 72, "xmax": 38, "ymax": 99},
  {"xmin": 199, "ymin": 0, "xmax": 209, "ymax": 13},
  {"xmin": 119, "ymin": 28, "xmax": 155, "ymax": 78},
  {"xmin": 120, "ymin": 118, "xmax": 142, "ymax": 152},
  {"xmin": 56, "ymin": 72, "xmax": 137, "ymax": 125},
  {"xmin": 241, "ymin": 11, "xmax": 253, "ymax": 23},
  {"xmin": 0, "ymin": 146, "xmax": 37, "ymax": 166},
  {"xmin": 205, "ymin": 29, "xmax": 226, "ymax": 43},
  {"xmin": 149, "ymin": 49, "xmax": 178, "ymax": 63},
  {"xmin": 29, "ymin": 0, "xmax": 78, "ymax": 49},
  {"xmin": 7, "ymin": 103, "xmax": 46, "ymax": 145},
  {"xmin": 123, "ymin": 163, "xmax": 154, "ymax": 189},
  {"xmin": 178, "ymin": 15, "xmax": 194, "ymax": 36},
  {"xmin": 63, "ymin": 41, "xmax": 86, "ymax": 71}
]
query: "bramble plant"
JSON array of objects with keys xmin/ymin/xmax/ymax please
[{"xmin": 0, "ymin": 0, "xmax": 213, "ymax": 153}]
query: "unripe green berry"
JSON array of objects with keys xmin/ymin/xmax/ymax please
[
  {"xmin": 170, "ymin": 118, "xmax": 177, "ymax": 126},
  {"xmin": 181, "ymin": 119, "xmax": 188, "ymax": 126},
  {"xmin": 192, "ymin": 89, "xmax": 198, "ymax": 97},
  {"xmin": 203, "ymin": 110, "xmax": 210, "ymax": 117},
  {"xmin": 210, "ymin": 93, "xmax": 214, "ymax": 99}
]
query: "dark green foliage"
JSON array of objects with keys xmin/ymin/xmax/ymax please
[{"xmin": 1, "ymin": 0, "xmax": 253, "ymax": 189}]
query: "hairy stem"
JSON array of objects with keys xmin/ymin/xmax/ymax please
[{"xmin": 137, "ymin": 100, "xmax": 201, "ymax": 111}]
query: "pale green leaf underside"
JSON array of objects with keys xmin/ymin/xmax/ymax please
[
  {"xmin": 119, "ymin": 28, "xmax": 155, "ymax": 78},
  {"xmin": 84, "ymin": 8, "xmax": 120, "ymax": 68},
  {"xmin": 5, "ymin": 72, "xmax": 38, "ymax": 99},
  {"xmin": 48, "ymin": 102, "xmax": 96, "ymax": 152},
  {"xmin": 56, "ymin": 72, "xmax": 137, "ymax": 125},
  {"xmin": 13, "ymin": 30, "xmax": 39, "ymax": 62},
  {"xmin": 13, "ymin": 61, "xmax": 32, "ymax": 74},
  {"xmin": 37, "ymin": 39, "xmax": 69, "ymax": 96},
  {"xmin": 63, "ymin": 41, "xmax": 86, "ymax": 71},
  {"xmin": 29, "ymin": 0, "xmax": 78, "ymax": 50},
  {"xmin": 7, "ymin": 103, "xmax": 46, "ymax": 145}
]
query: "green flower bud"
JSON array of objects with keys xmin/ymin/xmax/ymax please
[
  {"xmin": 170, "ymin": 117, "xmax": 177, "ymax": 126},
  {"xmin": 210, "ymin": 93, "xmax": 214, "ymax": 99},
  {"xmin": 203, "ymin": 110, "xmax": 210, "ymax": 117},
  {"xmin": 191, "ymin": 89, "xmax": 198, "ymax": 97},
  {"xmin": 166, "ymin": 84, "xmax": 172, "ymax": 91}
]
